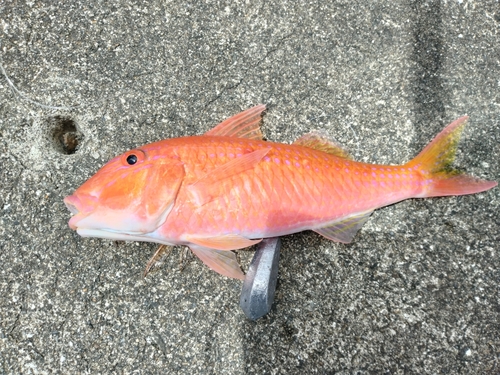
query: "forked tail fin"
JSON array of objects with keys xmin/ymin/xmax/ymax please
[{"xmin": 405, "ymin": 116, "xmax": 497, "ymax": 197}]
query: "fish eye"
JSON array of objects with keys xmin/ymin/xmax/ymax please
[
  {"xmin": 121, "ymin": 149, "xmax": 146, "ymax": 166},
  {"xmin": 126, "ymin": 154, "xmax": 138, "ymax": 165}
]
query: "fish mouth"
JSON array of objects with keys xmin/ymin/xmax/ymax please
[
  {"xmin": 64, "ymin": 192, "xmax": 173, "ymax": 240},
  {"xmin": 64, "ymin": 196, "xmax": 80, "ymax": 215},
  {"xmin": 64, "ymin": 195, "xmax": 91, "ymax": 230}
]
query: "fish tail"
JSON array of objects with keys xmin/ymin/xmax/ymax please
[{"xmin": 405, "ymin": 116, "xmax": 497, "ymax": 197}]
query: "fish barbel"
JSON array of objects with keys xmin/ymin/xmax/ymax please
[{"xmin": 64, "ymin": 105, "xmax": 497, "ymax": 279}]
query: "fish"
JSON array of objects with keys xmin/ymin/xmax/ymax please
[{"xmin": 64, "ymin": 105, "xmax": 497, "ymax": 279}]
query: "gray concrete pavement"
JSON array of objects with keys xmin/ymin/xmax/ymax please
[{"xmin": 1, "ymin": 1, "xmax": 499, "ymax": 373}]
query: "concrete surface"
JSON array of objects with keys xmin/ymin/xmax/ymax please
[{"xmin": 1, "ymin": 0, "xmax": 499, "ymax": 374}]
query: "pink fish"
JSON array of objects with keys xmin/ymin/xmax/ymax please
[{"xmin": 64, "ymin": 105, "xmax": 497, "ymax": 279}]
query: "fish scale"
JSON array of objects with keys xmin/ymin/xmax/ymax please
[
  {"xmin": 64, "ymin": 105, "xmax": 496, "ymax": 279},
  {"xmin": 162, "ymin": 140, "xmax": 426, "ymax": 240}
]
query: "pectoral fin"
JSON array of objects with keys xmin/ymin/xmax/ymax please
[
  {"xmin": 313, "ymin": 210, "xmax": 373, "ymax": 243},
  {"xmin": 190, "ymin": 246, "xmax": 245, "ymax": 280},
  {"xmin": 204, "ymin": 104, "xmax": 266, "ymax": 140},
  {"xmin": 187, "ymin": 148, "xmax": 270, "ymax": 205},
  {"xmin": 186, "ymin": 234, "xmax": 262, "ymax": 251}
]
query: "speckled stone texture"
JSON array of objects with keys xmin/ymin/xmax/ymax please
[{"xmin": 1, "ymin": 1, "xmax": 499, "ymax": 374}]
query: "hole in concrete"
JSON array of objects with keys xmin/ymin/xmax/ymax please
[{"xmin": 50, "ymin": 117, "xmax": 83, "ymax": 155}]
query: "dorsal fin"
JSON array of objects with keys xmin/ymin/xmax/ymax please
[
  {"xmin": 293, "ymin": 131, "xmax": 351, "ymax": 159},
  {"xmin": 204, "ymin": 104, "xmax": 266, "ymax": 140}
]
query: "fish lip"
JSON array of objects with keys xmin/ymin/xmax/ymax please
[
  {"xmin": 64, "ymin": 195, "xmax": 80, "ymax": 214},
  {"xmin": 75, "ymin": 227, "xmax": 162, "ymax": 243},
  {"xmin": 64, "ymin": 193, "xmax": 173, "ymax": 236},
  {"xmin": 64, "ymin": 195, "xmax": 90, "ymax": 230},
  {"xmin": 63, "ymin": 195, "xmax": 162, "ymax": 235}
]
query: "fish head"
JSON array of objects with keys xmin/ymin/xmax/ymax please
[{"xmin": 64, "ymin": 145, "xmax": 184, "ymax": 239}]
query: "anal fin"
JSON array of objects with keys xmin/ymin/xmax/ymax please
[
  {"xmin": 313, "ymin": 210, "xmax": 373, "ymax": 243},
  {"xmin": 190, "ymin": 246, "xmax": 245, "ymax": 280}
]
